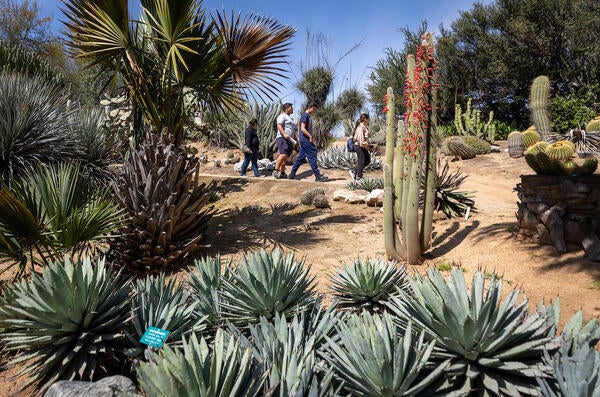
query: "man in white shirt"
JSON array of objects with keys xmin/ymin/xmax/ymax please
[{"xmin": 274, "ymin": 103, "xmax": 296, "ymax": 179}]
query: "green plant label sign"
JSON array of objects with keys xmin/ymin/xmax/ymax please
[{"xmin": 140, "ymin": 327, "xmax": 170, "ymax": 348}]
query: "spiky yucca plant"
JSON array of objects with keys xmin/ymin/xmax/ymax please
[
  {"xmin": 187, "ymin": 255, "xmax": 233, "ymax": 327},
  {"xmin": 110, "ymin": 132, "xmax": 217, "ymax": 273},
  {"xmin": 347, "ymin": 177, "xmax": 384, "ymax": 192},
  {"xmin": 0, "ymin": 256, "xmax": 130, "ymax": 393},
  {"xmin": 128, "ymin": 274, "xmax": 207, "ymax": 359},
  {"xmin": 0, "ymin": 162, "xmax": 124, "ymax": 278},
  {"xmin": 220, "ymin": 248, "xmax": 318, "ymax": 326},
  {"xmin": 225, "ymin": 102, "xmax": 280, "ymax": 158},
  {"xmin": 421, "ymin": 159, "xmax": 475, "ymax": 219},
  {"xmin": 317, "ymin": 145, "xmax": 382, "ymax": 170},
  {"xmin": 239, "ymin": 308, "xmax": 339, "ymax": 396},
  {"xmin": 330, "ymin": 257, "xmax": 408, "ymax": 312},
  {"xmin": 0, "ymin": 72, "xmax": 73, "ymax": 184},
  {"xmin": 388, "ymin": 268, "xmax": 560, "ymax": 396},
  {"xmin": 137, "ymin": 330, "xmax": 263, "ymax": 397},
  {"xmin": 322, "ymin": 312, "xmax": 448, "ymax": 397}
]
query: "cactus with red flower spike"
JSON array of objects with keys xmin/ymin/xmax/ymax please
[{"xmin": 384, "ymin": 32, "xmax": 438, "ymax": 264}]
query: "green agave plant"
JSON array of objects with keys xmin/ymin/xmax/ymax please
[
  {"xmin": 219, "ymin": 248, "xmax": 318, "ymax": 326},
  {"xmin": 0, "ymin": 162, "xmax": 124, "ymax": 278},
  {"xmin": 0, "ymin": 71, "xmax": 74, "ymax": 184},
  {"xmin": 128, "ymin": 274, "xmax": 207, "ymax": 359},
  {"xmin": 318, "ymin": 145, "xmax": 382, "ymax": 171},
  {"xmin": 321, "ymin": 312, "xmax": 448, "ymax": 397},
  {"xmin": 388, "ymin": 268, "xmax": 560, "ymax": 396},
  {"xmin": 538, "ymin": 341, "xmax": 600, "ymax": 397},
  {"xmin": 237, "ymin": 307, "xmax": 339, "ymax": 396},
  {"xmin": 0, "ymin": 256, "xmax": 131, "ymax": 393},
  {"xmin": 186, "ymin": 254, "xmax": 232, "ymax": 327},
  {"xmin": 137, "ymin": 330, "xmax": 263, "ymax": 397},
  {"xmin": 347, "ymin": 177, "xmax": 384, "ymax": 192},
  {"xmin": 330, "ymin": 257, "xmax": 408, "ymax": 313}
]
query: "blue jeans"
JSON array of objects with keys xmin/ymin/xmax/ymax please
[
  {"xmin": 290, "ymin": 138, "xmax": 321, "ymax": 177},
  {"xmin": 241, "ymin": 147, "xmax": 260, "ymax": 176}
]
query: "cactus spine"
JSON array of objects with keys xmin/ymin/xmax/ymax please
[
  {"xmin": 530, "ymin": 76, "xmax": 553, "ymax": 141},
  {"xmin": 383, "ymin": 33, "xmax": 437, "ymax": 265}
]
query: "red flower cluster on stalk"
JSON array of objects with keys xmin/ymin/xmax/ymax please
[
  {"xmin": 382, "ymin": 94, "xmax": 389, "ymax": 113},
  {"xmin": 403, "ymin": 34, "xmax": 438, "ymax": 158}
]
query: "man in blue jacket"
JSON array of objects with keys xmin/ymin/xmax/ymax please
[{"xmin": 289, "ymin": 103, "xmax": 328, "ymax": 182}]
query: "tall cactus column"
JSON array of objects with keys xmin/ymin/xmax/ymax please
[
  {"xmin": 530, "ymin": 75, "xmax": 553, "ymax": 141},
  {"xmin": 383, "ymin": 33, "xmax": 438, "ymax": 265}
]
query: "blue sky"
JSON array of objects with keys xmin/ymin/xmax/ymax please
[{"xmin": 40, "ymin": 0, "xmax": 490, "ymax": 107}]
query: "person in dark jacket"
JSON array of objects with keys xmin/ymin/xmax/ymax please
[{"xmin": 240, "ymin": 119, "xmax": 266, "ymax": 178}]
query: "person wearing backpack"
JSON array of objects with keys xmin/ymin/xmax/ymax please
[{"xmin": 349, "ymin": 113, "xmax": 371, "ymax": 182}]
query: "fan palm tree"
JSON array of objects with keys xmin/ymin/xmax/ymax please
[{"xmin": 63, "ymin": 0, "xmax": 296, "ymax": 147}]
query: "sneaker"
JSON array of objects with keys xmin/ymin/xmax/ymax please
[
  {"xmin": 355, "ymin": 177, "xmax": 364, "ymax": 182},
  {"xmin": 254, "ymin": 174, "xmax": 266, "ymax": 178},
  {"xmin": 315, "ymin": 175, "xmax": 328, "ymax": 182},
  {"xmin": 349, "ymin": 170, "xmax": 356, "ymax": 181},
  {"xmin": 279, "ymin": 172, "xmax": 288, "ymax": 179},
  {"xmin": 240, "ymin": 174, "xmax": 248, "ymax": 178},
  {"xmin": 288, "ymin": 174, "xmax": 297, "ymax": 180},
  {"xmin": 273, "ymin": 170, "xmax": 280, "ymax": 179}
]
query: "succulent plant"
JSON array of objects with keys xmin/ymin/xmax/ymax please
[
  {"xmin": 312, "ymin": 194, "xmax": 330, "ymax": 209},
  {"xmin": 388, "ymin": 268, "xmax": 560, "ymax": 396},
  {"xmin": 187, "ymin": 255, "xmax": 232, "ymax": 327},
  {"xmin": 109, "ymin": 132, "xmax": 218, "ymax": 273},
  {"xmin": 300, "ymin": 187, "xmax": 326, "ymax": 205},
  {"xmin": 507, "ymin": 130, "xmax": 525, "ymax": 158},
  {"xmin": 322, "ymin": 312, "xmax": 448, "ymax": 397},
  {"xmin": 526, "ymin": 141, "xmax": 550, "ymax": 155},
  {"xmin": 317, "ymin": 145, "xmax": 382, "ymax": 170},
  {"xmin": 137, "ymin": 330, "xmax": 263, "ymax": 397},
  {"xmin": 447, "ymin": 137, "xmax": 476, "ymax": 160},
  {"xmin": 238, "ymin": 308, "xmax": 339, "ymax": 396},
  {"xmin": 522, "ymin": 127, "xmax": 542, "ymax": 148},
  {"xmin": 128, "ymin": 274, "xmax": 207, "ymax": 359},
  {"xmin": 581, "ymin": 157, "xmax": 598, "ymax": 174},
  {"xmin": 546, "ymin": 141, "xmax": 575, "ymax": 161},
  {"xmin": 463, "ymin": 135, "xmax": 491, "ymax": 154},
  {"xmin": 585, "ymin": 117, "xmax": 600, "ymax": 132},
  {"xmin": 0, "ymin": 256, "xmax": 131, "ymax": 393},
  {"xmin": 219, "ymin": 248, "xmax": 319, "ymax": 326},
  {"xmin": 347, "ymin": 177, "xmax": 384, "ymax": 192},
  {"xmin": 330, "ymin": 257, "xmax": 409, "ymax": 313},
  {"xmin": 423, "ymin": 159, "xmax": 475, "ymax": 219}
]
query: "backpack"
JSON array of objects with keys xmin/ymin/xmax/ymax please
[{"xmin": 346, "ymin": 137, "xmax": 355, "ymax": 152}]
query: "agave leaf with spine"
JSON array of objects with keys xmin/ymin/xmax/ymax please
[
  {"xmin": 219, "ymin": 248, "xmax": 319, "ymax": 326},
  {"xmin": 0, "ymin": 256, "xmax": 131, "ymax": 394},
  {"xmin": 0, "ymin": 71, "xmax": 74, "ymax": 184},
  {"xmin": 322, "ymin": 312, "xmax": 449, "ymax": 397},
  {"xmin": 330, "ymin": 257, "xmax": 408, "ymax": 313},
  {"xmin": 137, "ymin": 330, "xmax": 264, "ymax": 397},
  {"xmin": 235, "ymin": 307, "xmax": 339, "ymax": 396},
  {"xmin": 128, "ymin": 274, "xmax": 208, "ymax": 359},
  {"xmin": 109, "ymin": 132, "xmax": 217, "ymax": 273},
  {"xmin": 347, "ymin": 177, "xmax": 384, "ymax": 192},
  {"xmin": 387, "ymin": 268, "xmax": 560, "ymax": 396},
  {"xmin": 186, "ymin": 254, "xmax": 232, "ymax": 328},
  {"xmin": 317, "ymin": 145, "xmax": 382, "ymax": 171}
]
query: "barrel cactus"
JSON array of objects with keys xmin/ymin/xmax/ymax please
[
  {"xmin": 585, "ymin": 117, "xmax": 600, "ymax": 132},
  {"xmin": 463, "ymin": 135, "xmax": 491, "ymax": 154},
  {"xmin": 526, "ymin": 141, "xmax": 550, "ymax": 155},
  {"xmin": 447, "ymin": 137, "xmax": 477, "ymax": 160},
  {"xmin": 546, "ymin": 141, "xmax": 575, "ymax": 161},
  {"xmin": 522, "ymin": 127, "xmax": 542, "ymax": 148},
  {"xmin": 507, "ymin": 131, "xmax": 525, "ymax": 157},
  {"xmin": 530, "ymin": 76, "xmax": 553, "ymax": 141},
  {"xmin": 300, "ymin": 187, "xmax": 326, "ymax": 205}
]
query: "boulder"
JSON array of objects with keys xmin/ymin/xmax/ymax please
[
  {"xmin": 366, "ymin": 189, "xmax": 384, "ymax": 207},
  {"xmin": 45, "ymin": 376, "xmax": 138, "ymax": 397}
]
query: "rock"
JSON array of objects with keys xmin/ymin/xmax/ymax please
[
  {"xmin": 540, "ymin": 205, "xmax": 566, "ymax": 253},
  {"xmin": 331, "ymin": 189, "xmax": 369, "ymax": 204},
  {"xmin": 366, "ymin": 189, "xmax": 384, "ymax": 207},
  {"xmin": 44, "ymin": 376, "xmax": 138, "ymax": 397},
  {"xmin": 578, "ymin": 217, "xmax": 600, "ymax": 261}
]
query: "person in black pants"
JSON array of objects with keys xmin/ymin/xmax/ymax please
[
  {"xmin": 240, "ymin": 119, "xmax": 266, "ymax": 178},
  {"xmin": 349, "ymin": 113, "xmax": 371, "ymax": 182}
]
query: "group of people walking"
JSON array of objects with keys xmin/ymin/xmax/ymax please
[{"xmin": 240, "ymin": 103, "xmax": 371, "ymax": 182}]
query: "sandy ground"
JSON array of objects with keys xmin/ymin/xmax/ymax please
[{"xmin": 1, "ymin": 140, "xmax": 598, "ymax": 396}]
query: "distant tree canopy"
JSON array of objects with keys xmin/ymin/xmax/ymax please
[{"xmin": 368, "ymin": 0, "xmax": 600, "ymax": 129}]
